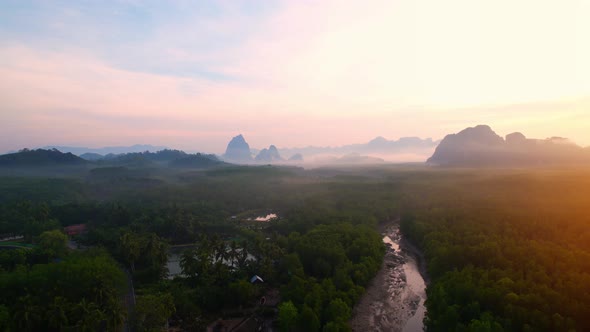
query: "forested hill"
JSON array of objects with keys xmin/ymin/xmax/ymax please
[
  {"xmin": 102, "ymin": 149, "xmax": 189, "ymax": 163},
  {"xmin": 98, "ymin": 149, "xmax": 223, "ymax": 168},
  {"xmin": 0, "ymin": 148, "xmax": 225, "ymax": 169},
  {"xmin": 168, "ymin": 153, "xmax": 225, "ymax": 168},
  {"xmin": 428, "ymin": 125, "xmax": 590, "ymax": 166},
  {"xmin": 0, "ymin": 149, "xmax": 87, "ymax": 167}
]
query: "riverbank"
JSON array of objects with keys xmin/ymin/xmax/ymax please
[
  {"xmin": 350, "ymin": 221, "xmax": 428, "ymax": 332},
  {"xmin": 384, "ymin": 218, "xmax": 429, "ymax": 285}
]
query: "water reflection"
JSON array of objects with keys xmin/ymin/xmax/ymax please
[
  {"xmin": 166, "ymin": 245, "xmax": 255, "ymax": 279},
  {"xmin": 255, "ymin": 213, "xmax": 277, "ymax": 221},
  {"xmin": 402, "ymin": 256, "xmax": 427, "ymax": 332},
  {"xmin": 382, "ymin": 235, "xmax": 400, "ymax": 252}
]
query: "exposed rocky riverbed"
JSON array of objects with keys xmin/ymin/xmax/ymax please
[{"xmin": 350, "ymin": 224, "xmax": 427, "ymax": 332}]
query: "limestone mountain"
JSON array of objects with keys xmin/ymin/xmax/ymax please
[
  {"xmin": 428, "ymin": 125, "xmax": 590, "ymax": 166},
  {"xmin": 223, "ymin": 134, "xmax": 253, "ymax": 162},
  {"xmin": 427, "ymin": 125, "xmax": 505, "ymax": 166},
  {"xmin": 255, "ymin": 145, "xmax": 283, "ymax": 163},
  {"xmin": 505, "ymin": 132, "xmax": 527, "ymax": 145}
]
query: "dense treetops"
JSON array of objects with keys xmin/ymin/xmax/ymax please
[
  {"xmin": 400, "ymin": 169, "xmax": 590, "ymax": 331},
  {"xmin": 0, "ymin": 248, "xmax": 127, "ymax": 331},
  {"xmin": 0, "ymin": 164, "xmax": 396, "ymax": 331},
  {"xmin": 1, "ymin": 163, "xmax": 589, "ymax": 331},
  {"xmin": 168, "ymin": 153, "xmax": 223, "ymax": 168}
]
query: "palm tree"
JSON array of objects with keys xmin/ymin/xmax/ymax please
[
  {"xmin": 74, "ymin": 299, "xmax": 105, "ymax": 332},
  {"xmin": 228, "ymin": 241, "xmax": 239, "ymax": 269},
  {"xmin": 120, "ymin": 232, "xmax": 141, "ymax": 273},
  {"xmin": 210, "ymin": 235, "xmax": 227, "ymax": 264},
  {"xmin": 104, "ymin": 297, "xmax": 126, "ymax": 331},
  {"xmin": 179, "ymin": 248, "xmax": 198, "ymax": 278},
  {"xmin": 46, "ymin": 296, "xmax": 70, "ymax": 330},
  {"xmin": 250, "ymin": 237, "xmax": 264, "ymax": 262},
  {"xmin": 145, "ymin": 234, "xmax": 166, "ymax": 263},
  {"xmin": 144, "ymin": 233, "xmax": 169, "ymax": 278},
  {"xmin": 13, "ymin": 294, "xmax": 41, "ymax": 331},
  {"xmin": 236, "ymin": 246, "xmax": 250, "ymax": 271}
]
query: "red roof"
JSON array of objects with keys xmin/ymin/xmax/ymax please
[{"xmin": 64, "ymin": 224, "xmax": 87, "ymax": 236}]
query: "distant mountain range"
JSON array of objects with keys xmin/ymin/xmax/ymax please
[
  {"xmin": 222, "ymin": 135, "xmax": 301, "ymax": 164},
  {"xmin": 428, "ymin": 125, "xmax": 590, "ymax": 166},
  {"xmin": 0, "ymin": 148, "xmax": 223, "ymax": 169},
  {"xmin": 42, "ymin": 144, "xmax": 168, "ymax": 156},
  {"xmin": 0, "ymin": 148, "xmax": 87, "ymax": 167},
  {"xmin": 277, "ymin": 136, "xmax": 439, "ymax": 161},
  {"xmin": 317, "ymin": 153, "xmax": 386, "ymax": 165},
  {"xmin": 7, "ymin": 128, "xmax": 587, "ymax": 168},
  {"xmin": 4, "ymin": 135, "xmax": 438, "ymax": 164},
  {"xmin": 220, "ymin": 134, "xmax": 437, "ymax": 164}
]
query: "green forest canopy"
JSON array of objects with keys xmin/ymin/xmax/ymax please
[{"xmin": 0, "ymin": 165, "xmax": 589, "ymax": 331}]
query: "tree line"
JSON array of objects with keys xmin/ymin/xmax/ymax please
[{"xmin": 400, "ymin": 169, "xmax": 590, "ymax": 331}]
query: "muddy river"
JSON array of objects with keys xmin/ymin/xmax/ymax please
[{"xmin": 350, "ymin": 225, "xmax": 427, "ymax": 332}]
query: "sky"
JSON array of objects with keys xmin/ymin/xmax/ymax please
[{"xmin": 1, "ymin": 0, "xmax": 589, "ymax": 154}]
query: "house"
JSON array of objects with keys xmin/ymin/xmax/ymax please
[
  {"xmin": 250, "ymin": 275, "xmax": 264, "ymax": 284},
  {"xmin": 63, "ymin": 224, "xmax": 87, "ymax": 236}
]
